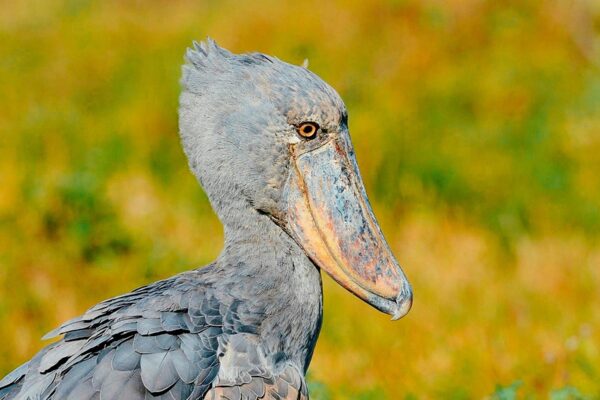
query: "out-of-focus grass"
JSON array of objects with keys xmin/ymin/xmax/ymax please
[{"xmin": 1, "ymin": 0, "xmax": 599, "ymax": 398}]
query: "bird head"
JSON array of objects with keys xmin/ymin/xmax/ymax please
[{"xmin": 179, "ymin": 39, "xmax": 412, "ymax": 320}]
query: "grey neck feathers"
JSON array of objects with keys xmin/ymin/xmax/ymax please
[{"xmin": 215, "ymin": 204, "xmax": 323, "ymax": 372}]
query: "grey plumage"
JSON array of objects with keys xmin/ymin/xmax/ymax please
[
  {"xmin": 1, "ymin": 264, "xmax": 312, "ymax": 399},
  {"xmin": 1, "ymin": 37, "xmax": 412, "ymax": 400}
]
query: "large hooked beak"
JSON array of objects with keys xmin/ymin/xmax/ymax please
[{"xmin": 285, "ymin": 135, "xmax": 412, "ymax": 320}]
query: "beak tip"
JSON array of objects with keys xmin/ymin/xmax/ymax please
[{"xmin": 391, "ymin": 282, "xmax": 413, "ymax": 321}]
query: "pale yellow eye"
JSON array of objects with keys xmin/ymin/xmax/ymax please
[{"xmin": 296, "ymin": 122, "xmax": 319, "ymax": 139}]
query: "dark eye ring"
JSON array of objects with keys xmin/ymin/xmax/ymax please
[{"xmin": 296, "ymin": 122, "xmax": 319, "ymax": 139}]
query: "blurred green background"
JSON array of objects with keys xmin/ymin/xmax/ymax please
[{"xmin": 1, "ymin": 0, "xmax": 599, "ymax": 398}]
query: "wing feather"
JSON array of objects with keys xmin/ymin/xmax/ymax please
[{"xmin": 0, "ymin": 268, "xmax": 309, "ymax": 400}]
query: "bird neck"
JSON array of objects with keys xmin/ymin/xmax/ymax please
[
  {"xmin": 217, "ymin": 209, "xmax": 323, "ymax": 372},
  {"xmin": 217, "ymin": 200, "xmax": 307, "ymax": 275}
]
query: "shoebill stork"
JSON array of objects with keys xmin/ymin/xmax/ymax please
[{"xmin": 0, "ymin": 39, "xmax": 412, "ymax": 400}]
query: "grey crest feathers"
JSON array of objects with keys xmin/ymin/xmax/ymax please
[{"xmin": 181, "ymin": 38, "xmax": 276, "ymax": 94}]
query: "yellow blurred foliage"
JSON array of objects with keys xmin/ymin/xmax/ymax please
[{"xmin": 1, "ymin": 0, "xmax": 599, "ymax": 398}]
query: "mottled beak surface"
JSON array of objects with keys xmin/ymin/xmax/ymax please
[{"xmin": 286, "ymin": 136, "xmax": 412, "ymax": 320}]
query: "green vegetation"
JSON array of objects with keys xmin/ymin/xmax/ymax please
[{"xmin": 1, "ymin": 0, "xmax": 599, "ymax": 398}]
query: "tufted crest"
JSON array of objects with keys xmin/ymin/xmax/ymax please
[{"xmin": 181, "ymin": 38, "xmax": 277, "ymax": 95}]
